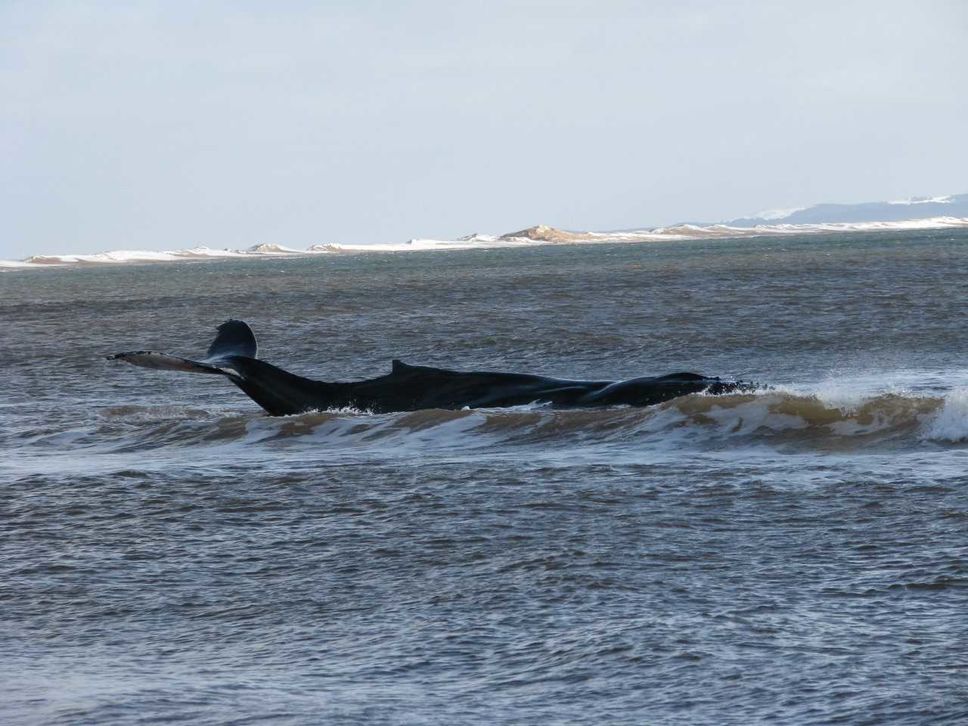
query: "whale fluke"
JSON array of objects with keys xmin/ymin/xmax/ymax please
[
  {"xmin": 106, "ymin": 351, "xmax": 225, "ymax": 375},
  {"xmin": 207, "ymin": 319, "xmax": 257, "ymax": 360},
  {"xmin": 108, "ymin": 320, "xmax": 257, "ymax": 377}
]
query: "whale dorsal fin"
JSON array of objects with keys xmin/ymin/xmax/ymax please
[
  {"xmin": 391, "ymin": 359, "xmax": 413, "ymax": 373},
  {"xmin": 206, "ymin": 319, "xmax": 257, "ymax": 360}
]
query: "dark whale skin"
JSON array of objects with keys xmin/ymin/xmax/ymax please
[{"xmin": 110, "ymin": 320, "xmax": 749, "ymax": 416}]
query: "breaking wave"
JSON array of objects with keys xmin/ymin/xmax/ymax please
[{"xmin": 13, "ymin": 390, "xmax": 967, "ymax": 475}]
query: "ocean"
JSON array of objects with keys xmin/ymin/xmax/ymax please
[{"xmin": 3, "ymin": 229, "xmax": 967, "ymax": 724}]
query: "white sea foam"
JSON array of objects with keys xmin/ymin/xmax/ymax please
[{"xmin": 923, "ymin": 389, "xmax": 968, "ymax": 442}]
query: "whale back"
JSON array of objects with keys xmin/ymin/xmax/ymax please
[
  {"xmin": 220, "ymin": 356, "xmax": 339, "ymax": 416},
  {"xmin": 112, "ymin": 320, "xmax": 752, "ymax": 415}
]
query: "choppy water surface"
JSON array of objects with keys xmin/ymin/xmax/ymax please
[{"xmin": 3, "ymin": 231, "xmax": 968, "ymax": 724}]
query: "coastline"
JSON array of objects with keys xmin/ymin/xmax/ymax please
[{"xmin": 3, "ymin": 215, "xmax": 968, "ymax": 270}]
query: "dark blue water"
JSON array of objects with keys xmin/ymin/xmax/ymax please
[{"xmin": 3, "ymin": 231, "xmax": 968, "ymax": 724}]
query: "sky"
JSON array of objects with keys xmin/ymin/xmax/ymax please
[{"xmin": 1, "ymin": 0, "xmax": 966, "ymax": 259}]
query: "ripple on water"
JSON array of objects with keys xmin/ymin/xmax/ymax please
[{"xmin": 5, "ymin": 233, "xmax": 968, "ymax": 723}]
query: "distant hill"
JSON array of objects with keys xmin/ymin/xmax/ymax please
[{"xmin": 725, "ymin": 194, "xmax": 968, "ymax": 227}]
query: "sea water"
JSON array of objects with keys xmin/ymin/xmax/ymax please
[{"xmin": 2, "ymin": 230, "xmax": 967, "ymax": 724}]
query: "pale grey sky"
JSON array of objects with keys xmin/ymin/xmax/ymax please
[{"xmin": 2, "ymin": 0, "xmax": 966, "ymax": 258}]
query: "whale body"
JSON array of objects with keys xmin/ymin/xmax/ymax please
[{"xmin": 110, "ymin": 320, "xmax": 749, "ymax": 416}]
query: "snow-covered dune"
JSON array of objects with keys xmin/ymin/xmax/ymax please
[{"xmin": 5, "ymin": 195, "xmax": 967, "ymax": 269}]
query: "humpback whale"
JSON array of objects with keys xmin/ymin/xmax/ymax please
[{"xmin": 110, "ymin": 320, "xmax": 748, "ymax": 416}]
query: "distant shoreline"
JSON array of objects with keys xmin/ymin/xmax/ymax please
[{"xmin": 3, "ymin": 216, "xmax": 968, "ymax": 271}]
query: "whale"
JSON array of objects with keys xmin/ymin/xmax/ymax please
[{"xmin": 109, "ymin": 320, "xmax": 750, "ymax": 416}]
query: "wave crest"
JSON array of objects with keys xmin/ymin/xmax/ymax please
[{"xmin": 76, "ymin": 390, "xmax": 967, "ymax": 456}]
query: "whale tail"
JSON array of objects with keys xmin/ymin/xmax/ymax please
[
  {"xmin": 108, "ymin": 319, "xmax": 258, "ymax": 376},
  {"xmin": 109, "ymin": 320, "xmax": 337, "ymax": 416},
  {"xmin": 206, "ymin": 319, "xmax": 257, "ymax": 360}
]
